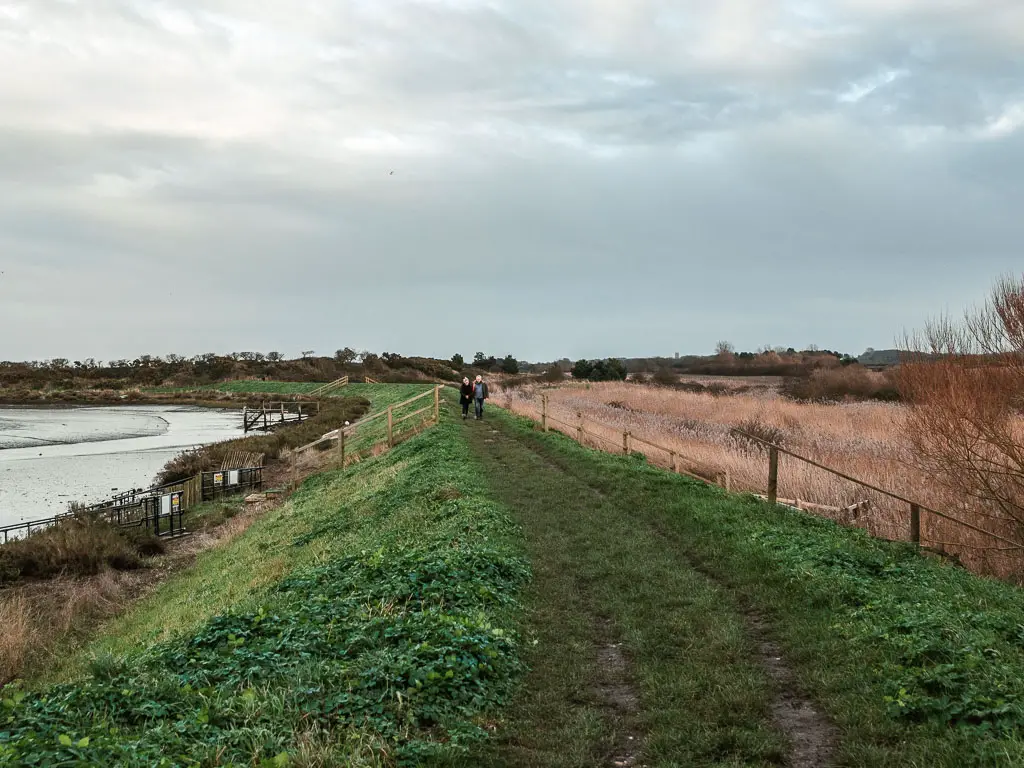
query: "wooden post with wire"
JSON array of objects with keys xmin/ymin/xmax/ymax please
[
  {"xmin": 337, "ymin": 424, "xmax": 346, "ymax": 467},
  {"xmin": 541, "ymin": 395, "xmax": 549, "ymax": 432},
  {"xmin": 577, "ymin": 411, "xmax": 584, "ymax": 444},
  {"xmin": 767, "ymin": 446, "xmax": 779, "ymax": 505},
  {"xmin": 387, "ymin": 406, "xmax": 394, "ymax": 447},
  {"xmin": 623, "ymin": 431, "xmax": 630, "ymax": 455},
  {"xmin": 910, "ymin": 503, "xmax": 921, "ymax": 546},
  {"xmin": 434, "ymin": 385, "xmax": 440, "ymax": 422}
]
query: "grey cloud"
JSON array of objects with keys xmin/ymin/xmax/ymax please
[{"xmin": 0, "ymin": 1, "xmax": 1022, "ymax": 362}]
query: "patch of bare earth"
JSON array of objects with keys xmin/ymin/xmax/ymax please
[
  {"xmin": 593, "ymin": 617, "xmax": 646, "ymax": 768},
  {"xmin": 747, "ymin": 611, "xmax": 838, "ymax": 768}
]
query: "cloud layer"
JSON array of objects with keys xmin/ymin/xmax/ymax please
[{"xmin": 1, "ymin": 0, "xmax": 1022, "ymax": 361}]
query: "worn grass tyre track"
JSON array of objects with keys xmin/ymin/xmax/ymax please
[{"xmin": 462, "ymin": 416, "xmax": 795, "ymax": 767}]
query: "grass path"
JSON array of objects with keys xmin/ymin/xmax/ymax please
[
  {"xmin": 461, "ymin": 413, "xmax": 789, "ymax": 767},
  {"xmin": 463, "ymin": 405, "xmax": 1024, "ymax": 767}
]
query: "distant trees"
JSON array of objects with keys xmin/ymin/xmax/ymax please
[
  {"xmin": 540, "ymin": 366, "xmax": 565, "ymax": 383},
  {"xmin": 571, "ymin": 358, "xmax": 627, "ymax": 382},
  {"xmin": 501, "ymin": 355, "xmax": 519, "ymax": 374},
  {"xmin": 898, "ymin": 273, "xmax": 1024, "ymax": 529},
  {"xmin": 652, "ymin": 367, "xmax": 678, "ymax": 386},
  {"xmin": 335, "ymin": 348, "xmax": 357, "ymax": 364},
  {"xmin": 571, "ymin": 359, "xmax": 593, "ymax": 380},
  {"xmin": 451, "ymin": 353, "xmax": 464, "ymax": 369}
]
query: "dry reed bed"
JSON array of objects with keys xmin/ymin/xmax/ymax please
[{"xmin": 497, "ymin": 382, "xmax": 1022, "ymax": 580}]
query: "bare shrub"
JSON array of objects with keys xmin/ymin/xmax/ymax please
[
  {"xmin": 540, "ymin": 366, "xmax": 565, "ymax": 383},
  {"xmin": 897, "ymin": 273, "xmax": 1024, "ymax": 539},
  {"xmin": 0, "ymin": 517, "xmax": 157, "ymax": 585},
  {"xmin": 782, "ymin": 366, "xmax": 898, "ymax": 403},
  {"xmin": 652, "ymin": 368, "xmax": 678, "ymax": 387},
  {"xmin": 156, "ymin": 447, "xmax": 215, "ymax": 485},
  {"xmin": 732, "ymin": 417, "xmax": 787, "ymax": 454}
]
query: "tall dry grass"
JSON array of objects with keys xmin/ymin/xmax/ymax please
[
  {"xmin": 497, "ymin": 381, "xmax": 1024, "ymax": 581},
  {"xmin": 0, "ymin": 570, "xmax": 137, "ymax": 685}
]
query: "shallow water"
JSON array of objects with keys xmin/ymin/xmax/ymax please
[{"xmin": 0, "ymin": 405, "xmax": 244, "ymax": 528}]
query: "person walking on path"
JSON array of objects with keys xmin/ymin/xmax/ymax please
[
  {"xmin": 459, "ymin": 376, "xmax": 474, "ymax": 419},
  {"xmin": 473, "ymin": 374, "xmax": 489, "ymax": 420}
]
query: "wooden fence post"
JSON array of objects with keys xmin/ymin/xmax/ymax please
[
  {"xmin": 623, "ymin": 431, "xmax": 630, "ymax": 455},
  {"xmin": 434, "ymin": 385, "xmax": 441, "ymax": 422},
  {"xmin": 910, "ymin": 503, "xmax": 921, "ymax": 545},
  {"xmin": 541, "ymin": 395, "xmax": 548, "ymax": 432},
  {"xmin": 767, "ymin": 446, "xmax": 779, "ymax": 505},
  {"xmin": 387, "ymin": 406, "xmax": 394, "ymax": 447},
  {"xmin": 725, "ymin": 470, "xmax": 731, "ymax": 493},
  {"xmin": 577, "ymin": 411, "xmax": 584, "ymax": 444},
  {"xmin": 670, "ymin": 450, "xmax": 678, "ymax": 473}
]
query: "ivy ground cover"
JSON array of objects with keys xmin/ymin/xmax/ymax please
[{"xmin": 1, "ymin": 419, "xmax": 528, "ymax": 767}]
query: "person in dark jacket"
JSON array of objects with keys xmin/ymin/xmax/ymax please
[
  {"xmin": 473, "ymin": 374, "xmax": 489, "ymax": 419},
  {"xmin": 458, "ymin": 376, "xmax": 473, "ymax": 419}
]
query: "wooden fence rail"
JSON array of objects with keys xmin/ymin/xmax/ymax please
[
  {"xmin": 310, "ymin": 376, "xmax": 350, "ymax": 397},
  {"xmin": 731, "ymin": 430, "xmax": 1024, "ymax": 551},
  {"xmin": 296, "ymin": 385, "xmax": 442, "ymax": 458},
  {"xmin": 243, "ymin": 401, "xmax": 318, "ymax": 433}
]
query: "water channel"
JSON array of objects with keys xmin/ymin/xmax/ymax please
[{"xmin": 0, "ymin": 405, "xmax": 243, "ymax": 528}]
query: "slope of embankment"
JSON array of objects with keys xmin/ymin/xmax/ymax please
[{"xmin": 1, "ymin": 415, "xmax": 529, "ymax": 765}]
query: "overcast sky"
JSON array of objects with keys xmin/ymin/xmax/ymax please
[{"xmin": 1, "ymin": 1, "xmax": 1022, "ymax": 363}]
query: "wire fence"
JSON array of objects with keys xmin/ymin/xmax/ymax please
[{"xmin": 501, "ymin": 390, "xmax": 1024, "ymax": 580}]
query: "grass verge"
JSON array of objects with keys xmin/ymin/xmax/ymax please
[{"xmin": 2, "ymin": 417, "xmax": 528, "ymax": 766}]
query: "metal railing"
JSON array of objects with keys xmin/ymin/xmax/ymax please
[{"xmin": 1, "ymin": 466, "xmax": 263, "ymax": 544}]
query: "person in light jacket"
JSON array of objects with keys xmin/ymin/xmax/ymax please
[
  {"xmin": 473, "ymin": 374, "xmax": 489, "ymax": 420},
  {"xmin": 459, "ymin": 376, "xmax": 473, "ymax": 419}
]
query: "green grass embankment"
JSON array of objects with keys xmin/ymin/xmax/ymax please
[
  {"xmin": 467, "ymin": 407, "xmax": 1024, "ymax": 766},
  {"xmin": 11, "ymin": 393, "xmax": 1024, "ymax": 766},
  {"xmin": 2, "ymin": 416, "xmax": 528, "ymax": 766}
]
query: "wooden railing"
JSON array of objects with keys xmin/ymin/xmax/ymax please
[
  {"xmin": 536, "ymin": 394, "xmax": 731, "ymax": 487},
  {"xmin": 243, "ymin": 401, "xmax": 318, "ymax": 433},
  {"xmin": 732, "ymin": 430, "xmax": 1024, "ymax": 551},
  {"xmin": 296, "ymin": 385, "xmax": 441, "ymax": 462},
  {"xmin": 310, "ymin": 376, "xmax": 349, "ymax": 397}
]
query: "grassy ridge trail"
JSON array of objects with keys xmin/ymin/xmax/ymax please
[
  {"xmin": 463, "ymin": 406, "xmax": 1024, "ymax": 768},
  {"xmin": 462, "ymin": 416, "xmax": 790, "ymax": 767}
]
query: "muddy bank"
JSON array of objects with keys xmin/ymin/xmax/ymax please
[{"xmin": 0, "ymin": 406, "xmax": 244, "ymax": 527}]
